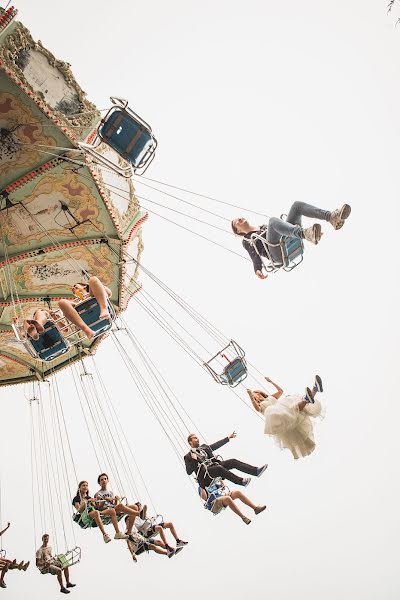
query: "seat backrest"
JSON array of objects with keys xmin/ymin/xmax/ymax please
[
  {"xmin": 74, "ymin": 298, "xmax": 114, "ymax": 336},
  {"xmin": 99, "ymin": 108, "xmax": 153, "ymax": 167},
  {"xmin": 29, "ymin": 321, "xmax": 69, "ymax": 362},
  {"xmin": 57, "ymin": 554, "xmax": 70, "ymax": 569},
  {"xmin": 221, "ymin": 357, "xmax": 248, "ymax": 386}
]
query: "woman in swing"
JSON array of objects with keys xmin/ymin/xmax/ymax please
[
  {"xmin": 247, "ymin": 375, "xmax": 324, "ymax": 459},
  {"xmin": 0, "ymin": 523, "xmax": 30, "ymax": 589},
  {"xmin": 231, "ymin": 201, "xmax": 351, "ymax": 278},
  {"xmin": 58, "ymin": 276, "xmax": 112, "ymax": 340}
]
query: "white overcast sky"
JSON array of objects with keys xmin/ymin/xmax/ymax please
[{"xmin": 1, "ymin": 1, "xmax": 400, "ymax": 599}]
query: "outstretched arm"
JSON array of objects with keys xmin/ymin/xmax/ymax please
[
  {"xmin": 209, "ymin": 437, "xmax": 231, "ymax": 452},
  {"xmin": 0, "ymin": 522, "xmax": 10, "ymax": 537},
  {"xmin": 246, "ymin": 390, "xmax": 262, "ymax": 412},
  {"xmin": 265, "ymin": 377, "xmax": 283, "ymax": 400}
]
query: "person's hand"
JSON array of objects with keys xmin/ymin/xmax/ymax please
[
  {"xmin": 256, "ymin": 270, "xmax": 268, "ymax": 280},
  {"xmin": 228, "ymin": 431, "xmax": 237, "ymax": 439},
  {"xmin": 7, "ymin": 522, "xmax": 10, "ymax": 528},
  {"xmin": 265, "ymin": 377, "xmax": 272, "ymax": 383},
  {"xmin": 191, "ymin": 452, "xmax": 198, "ymax": 460}
]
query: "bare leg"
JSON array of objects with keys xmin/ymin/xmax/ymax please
[
  {"xmin": 114, "ymin": 504, "xmax": 139, "ymax": 534},
  {"xmin": 230, "ymin": 490, "xmax": 257, "ymax": 511},
  {"xmin": 90, "ymin": 510, "xmax": 107, "ymax": 536},
  {"xmin": 56, "ymin": 570, "xmax": 64, "ymax": 589},
  {"xmin": 154, "ymin": 525, "xmax": 168, "ymax": 546},
  {"xmin": 88, "ymin": 277, "xmax": 110, "ymax": 320},
  {"xmin": 149, "ymin": 542, "xmax": 168, "ymax": 556},
  {"xmin": 100, "ymin": 508, "xmax": 120, "ymax": 533},
  {"xmin": 58, "ymin": 299, "xmax": 95, "ymax": 339},
  {"xmin": 163, "ymin": 522, "xmax": 178, "ymax": 541},
  {"xmin": 222, "ymin": 496, "xmax": 246, "ymax": 519}
]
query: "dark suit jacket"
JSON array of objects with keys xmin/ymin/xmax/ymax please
[{"xmin": 184, "ymin": 437, "xmax": 230, "ymax": 476}]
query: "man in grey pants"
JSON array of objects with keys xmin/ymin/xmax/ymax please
[{"xmin": 232, "ymin": 201, "xmax": 351, "ymax": 279}]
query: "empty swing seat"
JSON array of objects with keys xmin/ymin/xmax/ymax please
[
  {"xmin": 220, "ymin": 357, "xmax": 248, "ymax": 387},
  {"xmin": 29, "ymin": 321, "xmax": 70, "ymax": 362},
  {"xmin": 204, "ymin": 340, "xmax": 248, "ymax": 387},
  {"xmin": 75, "ymin": 298, "xmax": 115, "ymax": 337}
]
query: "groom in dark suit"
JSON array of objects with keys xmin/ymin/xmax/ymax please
[{"xmin": 184, "ymin": 431, "xmax": 268, "ymax": 488}]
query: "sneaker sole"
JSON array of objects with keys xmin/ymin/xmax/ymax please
[
  {"xmin": 315, "ymin": 375, "xmax": 323, "ymax": 393},
  {"xmin": 340, "ymin": 204, "xmax": 351, "ymax": 220},
  {"xmin": 313, "ymin": 224, "xmax": 322, "ymax": 244}
]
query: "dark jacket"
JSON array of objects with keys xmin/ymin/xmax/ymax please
[
  {"xmin": 184, "ymin": 437, "xmax": 230, "ymax": 476},
  {"xmin": 242, "ymin": 226, "xmax": 267, "ymax": 273}
]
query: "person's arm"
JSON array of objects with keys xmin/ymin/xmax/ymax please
[
  {"xmin": 184, "ymin": 452, "xmax": 196, "ymax": 475},
  {"xmin": 242, "ymin": 240, "xmax": 267, "ymax": 280},
  {"xmin": 209, "ymin": 434, "xmax": 234, "ymax": 452},
  {"xmin": 246, "ymin": 389, "xmax": 262, "ymax": 412},
  {"xmin": 265, "ymin": 377, "xmax": 283, "ymax": 400},
  {"xmin": 0, "ymin": 522, "xmax": 10, "ymax": 537}
]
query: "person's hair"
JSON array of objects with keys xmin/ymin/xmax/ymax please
[
  {"xmin": 73, "ymin": 282, "xmax": 90, "ymax": 293},
  {"xmin": 187, "ymin": 433, "xmax": 196, "ymax": 444},
  {"xmin": 97, "ymin": 473, "xmax": 108, "ymax": 485},
  {"xmin": 231, "ymin": 220, "xmax": 246, "ymax": 237},
  {"xmin": 76, "ymin": 480, "xmax": 89, "ymax": 499},
  {"xmin": 253, "ymin": 389, "xmax": 267, "ymax": 399},
  {"xmin": 42, "ymin": 533, "xmax": 49, "ymax": 541}
]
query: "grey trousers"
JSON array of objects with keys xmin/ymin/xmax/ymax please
[{"xmin": 267, "ymin": 201, "xmax": 331, "ymax": 262}]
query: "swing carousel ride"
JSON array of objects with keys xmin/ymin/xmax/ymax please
[{"xmin": 0, "ymin": 3, "xmax": 278, "ymax": 579}]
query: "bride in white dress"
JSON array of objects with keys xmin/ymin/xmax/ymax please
[{"xmin": 247, "ymin": 376, "xmax": 324, "ymax": 460}]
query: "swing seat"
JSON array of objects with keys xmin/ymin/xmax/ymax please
[
  {"xmin": 56, "ymin": 547, "xmax": 81, "ymax": 569},
  {"xmin": 220, "ymin": 357, "xmax": 248, "ymax": 387},
  {"xmin": 74, "ymin": 298, "xmax": 115, "ymax": 338},
  {"xmin": 98, "ymin": 108, "xmax": 155, "ymax": 169},
  {"xmin": 28, "ymin": 321, "xmax": 70, "ymax": 362},
  {"xmin": 203, "ymin": 340, "xmax": 248, "ymax": 387},
  {"xmin": 202, "ymin": 479, "xmax": 229, "ymax": 515},
  {"xmin": 249, "ymin": 228, "xmax": 304, "ymax": 274},
  {"xmin": 0, "ymin": 549, "xmax": 6, "ymax": 559}
]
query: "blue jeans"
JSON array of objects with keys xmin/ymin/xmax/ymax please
[{"xmin": 267, "ymin": 201, "xmax": 331, "ymax": 262}]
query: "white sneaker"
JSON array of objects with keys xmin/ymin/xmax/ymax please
[
  {"xmin": 303, "ymin": 223, "xmax": 322, "ymax": 244},
  {"xmin": 329, "ymin": 204, "xmax": 351, "ymax": 230},
  {"xmin": 103, "ymin": 533, "xmax": 111, "ymax": 543},
  {"xmin": 114, "ymin": 532, "xmax": 129, "ymax": 540}
]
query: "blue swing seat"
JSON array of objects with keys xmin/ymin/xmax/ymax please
[
  {"xmin": 280, "ymin": 236, "xmax": 304, "ymax": 268},
  {"xmin": 29, "ymin": 321, "xmax": 70, "ymax": 362},
  {"xmin": 98, "ymin": 106, "xmax": 156, "ymax": 171},
  {"xmin": 75, "ymin": 298, "xmax": 114, "ymax": 337},
  {"xmin": 220, "ymin": 356, "xmax": 248, "ymax": 387}
]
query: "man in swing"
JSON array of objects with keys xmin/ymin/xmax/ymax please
[
  {"xmin": 184, "ymin": 431, "xmax": 268, "ymax": 488},
  {"xmin": 35, "ymin": 533, "xmax": 76, "ymax": 594},
  {"xmin": 0, "ymin": 522, "xmax": 30, "ymax": 589},
  {"xmin": 231, "ymin": 201, "xmax": 351, "ymax": 278}
]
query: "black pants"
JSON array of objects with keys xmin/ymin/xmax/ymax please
[{"xmin": 199, "ymin": 458, "xmax": 258, "ymax": 487}]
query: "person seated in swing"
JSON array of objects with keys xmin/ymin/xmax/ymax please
[
  {"xmin": 58, "ymin": 276, "xmax": 112, "ymax": 340},
  {"xmin": 199, "ymin": 481, "xmax": 266, "ymax": 524},
  {"xmin": 124, "ymin": 515, "xmax": 178, "ymax": 561},
  {"xmin": 184, "ymin": 431, "xmax": 268, "ymax": 488},
  {"xmin": 72, "ymin": 480, "xmax": 127, "ymax": 543},
  {"xmin": 22, "ymin": 307, "xmax": 69, "ymax": 341},
  {"xmin": 130, "ymin": 502, "xmax": 188, "ymax": 556},
  {"xmin": 246, "ymin": 375, "xmax": 324, "ymax": 460},
  {"xmin": 93, "ymin": 473, "xmax": 139, "ymax": 538},
  {"xmin": 231, "ymin": 201, "xmax": 351, "ymax": 278},
  {"xmin": 0, "ymin": 522, "xmax": 30, "ymax": 589},
  {"xmin": 36, "ymin": 533, "xmax": 76, "ymax": 595}
]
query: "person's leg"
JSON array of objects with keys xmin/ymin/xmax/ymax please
[
  {"xmin": 230, "ymin": 490, "xmax": 257, "ymax": 510},
  {"xmin": 0, "ymin": 562, "xmax": 8, "ymax": 585},
  {"xmin": 58, "ymin": 299, "xmax": 95, "ymax": 339},
  {"xmin": 114, "ymin": 504, "xmax": 139, "ymax": 534},
  {"xmin": 220, "ymin": 458, "xmax": 259, "ymax": 477},
  {"xmin": 100, "ymin": 508, "xmax": 120, "ymax": 534},
  {"xmin": 88, "ymin": 277, "xmax": 110, "ymax": 320},
  {"xmin": 149, "ymin": 542, "xmax": 168, "ymax": 556},
  {"xmin": 286, "ymin": 201, "xmax": 331, "ymax": 226},
  {"xmin": 90, "ymin": 510, "xmax": 107, "ymax": 536},
  {"xmin": 154, "ymin": 525, "xmax": 168, "ymax": 547},
  {"xmin": 207, "ymin": 464, "xmax": 246, "ymax": 486},
  {"xmin": 162, "ymin": 522, "xmax": 178, "ymax": 541},
  {"xmin": 223, "ymin": 497, "xmax": 246, "ymax": 519}
]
